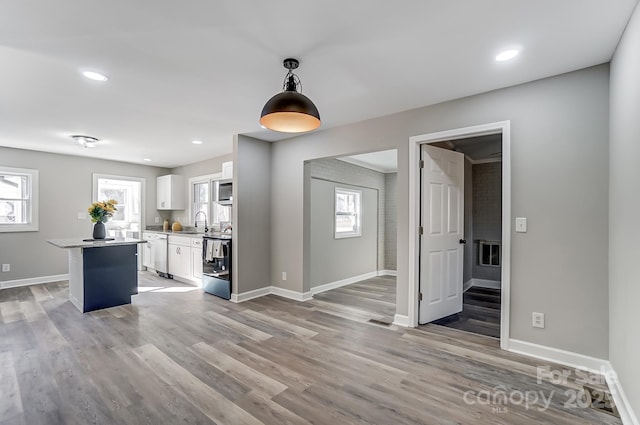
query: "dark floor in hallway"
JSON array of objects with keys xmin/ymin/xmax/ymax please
[{"xmin": 431, "ymin": 286, "xmax": 501, "ymax": 338}]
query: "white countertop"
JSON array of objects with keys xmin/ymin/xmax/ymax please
[{"xmin": 47, "ymin": 238, "xmax": 146, "ymax": 249}]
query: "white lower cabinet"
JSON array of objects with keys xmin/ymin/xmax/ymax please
[
  {"xmin": 191, "ymin": 238, "xmax": 203, "ymax": 280},
  {"xmin": 168, "ymin": 236, "xmax": 192, "ymax": 281}
]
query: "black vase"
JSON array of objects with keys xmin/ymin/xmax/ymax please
[{"xmin": 93, "ymin": 221, "xmax": 106, "ymax": 240}]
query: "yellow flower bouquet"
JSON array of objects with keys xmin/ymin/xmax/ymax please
[{"xmin": 88, "ymin": 199, "xmax": 118, "ymax": 223}]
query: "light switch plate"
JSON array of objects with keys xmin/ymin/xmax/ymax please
[
  {"xmin": 516, "ymin": 217, "xmax": 527, "ymax": 233},
  {"xmin": 2, "ymin": 264, "xmax": 9, "ymax": 272},
  {"xmin": 77, "ymin": 212, "xmax": 86, "ymax": 220}
]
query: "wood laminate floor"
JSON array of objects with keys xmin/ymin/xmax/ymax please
[
  {"xmin": 432, "ymin": 287, "xmax": 502, "ymax": 338},
  {"xmin": 311, "ymin": 275, "xmax": 396, "ymax": 324},
  {"xmin": 0, "ymin": 272, "xmax": 619, "ymax": 425}
]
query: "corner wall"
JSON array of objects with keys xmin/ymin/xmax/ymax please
[
  {"xmin": 232, "ymin": 135, "xmax": 271, "ymax": 295},
  {"xmin": 609, "ymin": 1, "xmax": 640, "ymax": 419},
  {"xmin": 271, "ymin": 64, "xmax": 610, "ymax": 359}
]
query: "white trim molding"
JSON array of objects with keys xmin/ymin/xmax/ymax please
[
  {"xmin": 408, "ymin": 121, "xmax": 511, "ymax": 352},
  {"xmin": 470, "ymin": 278, "xmax": 501, "ymax": 289},
  {"xmin": 509, "ymin": 339, "xmax": 638, "ymax": 424},
  {"xmin": 230, "ymin": 286, "xmax": 271, "ymax": 303},
  {"xmin": 0, "ymin": 274, "xmax": 69, "ymax": 290},
  {"xmin": 378, "ymin": 269, "xmax": 398, "ymax": 277},
  {"xmin": 393, "ymin": 314, "xmax": 410, "ymax": 327},
  {"xmin": 271, "ymin": 286, "xmax": 313, "ymax": 302},
  {"xmin": 509, "ymin": 339, "xmax": 609, "ymax": 374},
  {"xmin": 310, "ymin": 271, "xmax": 378, "ymax": 295},
  {"xmin": 605, "ymin": 368, "xmax": 640, "ymax": 425}
]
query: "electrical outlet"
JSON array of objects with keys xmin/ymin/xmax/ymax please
[
  {"xmin": 155, "ymin": 216, "xmax": 160, "ymax": 224},
  {"xmin": 532, "ymin": 312, "xmax": 545, "ymax": 328},
  {"xmin": 282, "ymin": 272, "xmax": 287, "ymax": 281},
  {"xmin": 2, "ymin": 264, "xmax": 10, "ymax": 272}
]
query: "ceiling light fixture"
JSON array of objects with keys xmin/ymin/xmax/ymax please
[
  {"xmin": 191, "ymin": 140, "xmax": 203, "ymax": 145},
  {"xmin": 143, "ymin": 158, "xmax": 152, "ymax": 162},
  {"xmin": 496, "ymin": 49, "xmax": 519, "ymax": 62},
  {"xmin": 81, "ymin": 71, "xmax": 109, "ymax": 82},
  {"xmin": 260, "ymin": 58, "xmax": 320, "ymax": 133},
  {"xmin": 71, "ymin": 135, "xmax": 100, "ymax": 148}
]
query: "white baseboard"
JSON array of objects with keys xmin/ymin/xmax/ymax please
[
  {"xmin": 470, "ymin": 278, "xmax": 501, "ymax": 289},
  {"xmin": 393, "ymin": 314, "xmax": 410, "ymax": 327},
  {"xmin": 310, "ymin": 271, "xmax": 378, "ymax": 295},
  {"xmin": 310, "ymin": 270, "xmax": 398, "ymax": 296},
  {"xmin": 605, "ymin": 367, "xmax": 639, "ymax": 425},
  {"xmin": 270, "ymin": 286, "xmax": 313, "ymax": 302},
  {"xmin": 508, "ymin": 339, "xmax": 640, "ymax": 423},
  {"xmin": 0, "ymin": 274, "xmax": 69, "ymax": 290},
  {"xmin": 463, "ymin": 279, "xmax": 473, "ymax": 292},
  {"xmin": 508, "ymin": 339, "xmax": 609, "ymax": 375},
  {"xmin": 230, "ymin": 286, "xmax": 271, "ymax": 303}
]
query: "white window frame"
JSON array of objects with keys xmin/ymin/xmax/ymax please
[
  {"xmin": 188, "ymin": 173, "xmax": 231, "ymax": 228},
  {"xmin": 334, "ymin": 187, "xmax": 362, "ymax": 239},
  {"xmin": 0, "ymin": 166, "xmax": 39, "ymax": 232}
]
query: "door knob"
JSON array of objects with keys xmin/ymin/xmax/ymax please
[{"xmin": 459, "ymin": 239, "xmax": 467, "ymax": 244}]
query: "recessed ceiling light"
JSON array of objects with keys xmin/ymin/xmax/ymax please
[
  {"xmin": 143, "ymin": 158, "xmax": 152, "ymax": 162},
  {"xmin": 70, "ymin": 134, "xmax": 100, "ymax": 148},
  {"xmin": 496, "ymin": 49, "xmax": 519, "ymax": 62},
  {"xmin": 191, "ymin": 140, "xmax": 203, "ymax": 145},
  {"xmin": 82, "ymin": 71, "xmax": 109, "ymax": 82}
]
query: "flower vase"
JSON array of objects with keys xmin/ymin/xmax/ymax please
[{"xmin": 93, "ymin": 221, "xmax": 106, "ymax": 240}]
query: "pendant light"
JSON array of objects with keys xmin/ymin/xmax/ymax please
[{"xmin": 260, "ymin": 58, "xmax": 321, "ymax": 133}]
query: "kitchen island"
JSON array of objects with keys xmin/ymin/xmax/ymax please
[{"xmin": 47, "ymin": 238, "xmax": 146, "ymax": 313}]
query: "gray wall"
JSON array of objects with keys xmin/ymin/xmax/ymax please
[
  {"xmin": 308, "ymin": 158, "xmax": 387, "ymax": 269},
  {"xmin": 310, "ymin": 179, "xmax": 378, "ymax": 287},
  {"xmin": 169, "ymin": 153, "xmax": 233, "ymax": 225},
  {"xmin": 463, "ymin": 158, "xmax": 473, "ymax": 283},
  {"xmin": 270, "ymin": 64, "xmax": 609, "ymax": 358},
  {"xmin": 609, "ymin": 1, "xmax": 640, "ymax": 416},
  {"xmin": 472, "ymin": 162, "xmax": 502, "ymax": 281},
  {"xmin": 384, "ymin": 172, "xmax": 397, "ymax": 271},
  {"xmin": 0, "ymin": 146, "xmax": 170, "ymax": 283},
  {"xmin": 232, "ymin": 135, "xmax": 271, "ymax": 294}
]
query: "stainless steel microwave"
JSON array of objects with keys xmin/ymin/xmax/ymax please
[{"xmin": 215, "ymin": 179, "xmax": 233, "ymax": 205}]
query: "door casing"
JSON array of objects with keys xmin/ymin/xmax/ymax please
[{"xmin": 407, "ymin": 121, "xmax": 511, "ymax": 350}]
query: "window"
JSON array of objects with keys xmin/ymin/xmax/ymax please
[
  {"xmin": 93, "ymin": 174, "xmax": 144, "ymax": 238},
  {"xmin": 189, "ymin": 175, "xmax": 232, "ymax": 229},
  {"xmin": 0, "ymin": 166, "xmax": 39, "ymax": 232},
  {"xmin": 479, "ymin": 241, "xmax": 500, "ymax": 267},
  {"xmin": 335, "ymin": 187, "xmax": 361, "ymax": 238}
]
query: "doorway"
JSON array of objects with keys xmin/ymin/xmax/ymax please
[
  {"xmin": 306, "ymin": 150, "xmax": 398, "ymax": 324},
  {"xmin": 428, "ymin": 135, "xmax": 503, "ymax": 338},
  {"xmin": 408, "ymin": 121, "xmax": 511, "ymax": 349}
]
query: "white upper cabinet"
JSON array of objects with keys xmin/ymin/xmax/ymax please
[
  {"xmin": 157, "ymin": 174, "xmax": 185, "ymax": 210},
  {"xmin": 222, "ymin": 161, "xmax": 233, "ymax": 180}
]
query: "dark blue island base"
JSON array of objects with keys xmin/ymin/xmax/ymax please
[
  {"xmin": 82, "ymin": 244, "xmax": 138, "ymax": 312},
  {"xmin": 47, "ymin": 238, "xmax": 145, "ymax": 313}
]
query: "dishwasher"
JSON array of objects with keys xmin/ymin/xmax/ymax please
[{"xmin": 149, "ymin": 233, "xmax": 169, "ymax": 277}]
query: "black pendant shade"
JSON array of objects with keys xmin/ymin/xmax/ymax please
[{"xmin": 260, "ymin": 58, "xmax": 321, "ymax": 133}]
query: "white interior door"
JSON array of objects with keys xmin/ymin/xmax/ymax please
[{"xmin": 419, "ymin": 145, "xmax": 465, "ymax": 324}]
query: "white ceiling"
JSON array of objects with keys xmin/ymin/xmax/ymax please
[
  {"xmin": 338, "ymin": 150, "xmax": 398, "ymax": 173},
  {"xmin": 1, "ymin": 1, "xmax": 637, "ymax": 168}
]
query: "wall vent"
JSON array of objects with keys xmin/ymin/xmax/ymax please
[{"xmin": 479, "ymin": 241, "xmax": 500, "ymax": 267}]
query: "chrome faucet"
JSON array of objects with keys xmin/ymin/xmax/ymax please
[{"xmin": 194, "ymin": 211, "xmax": 208, "ymax": 233}]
